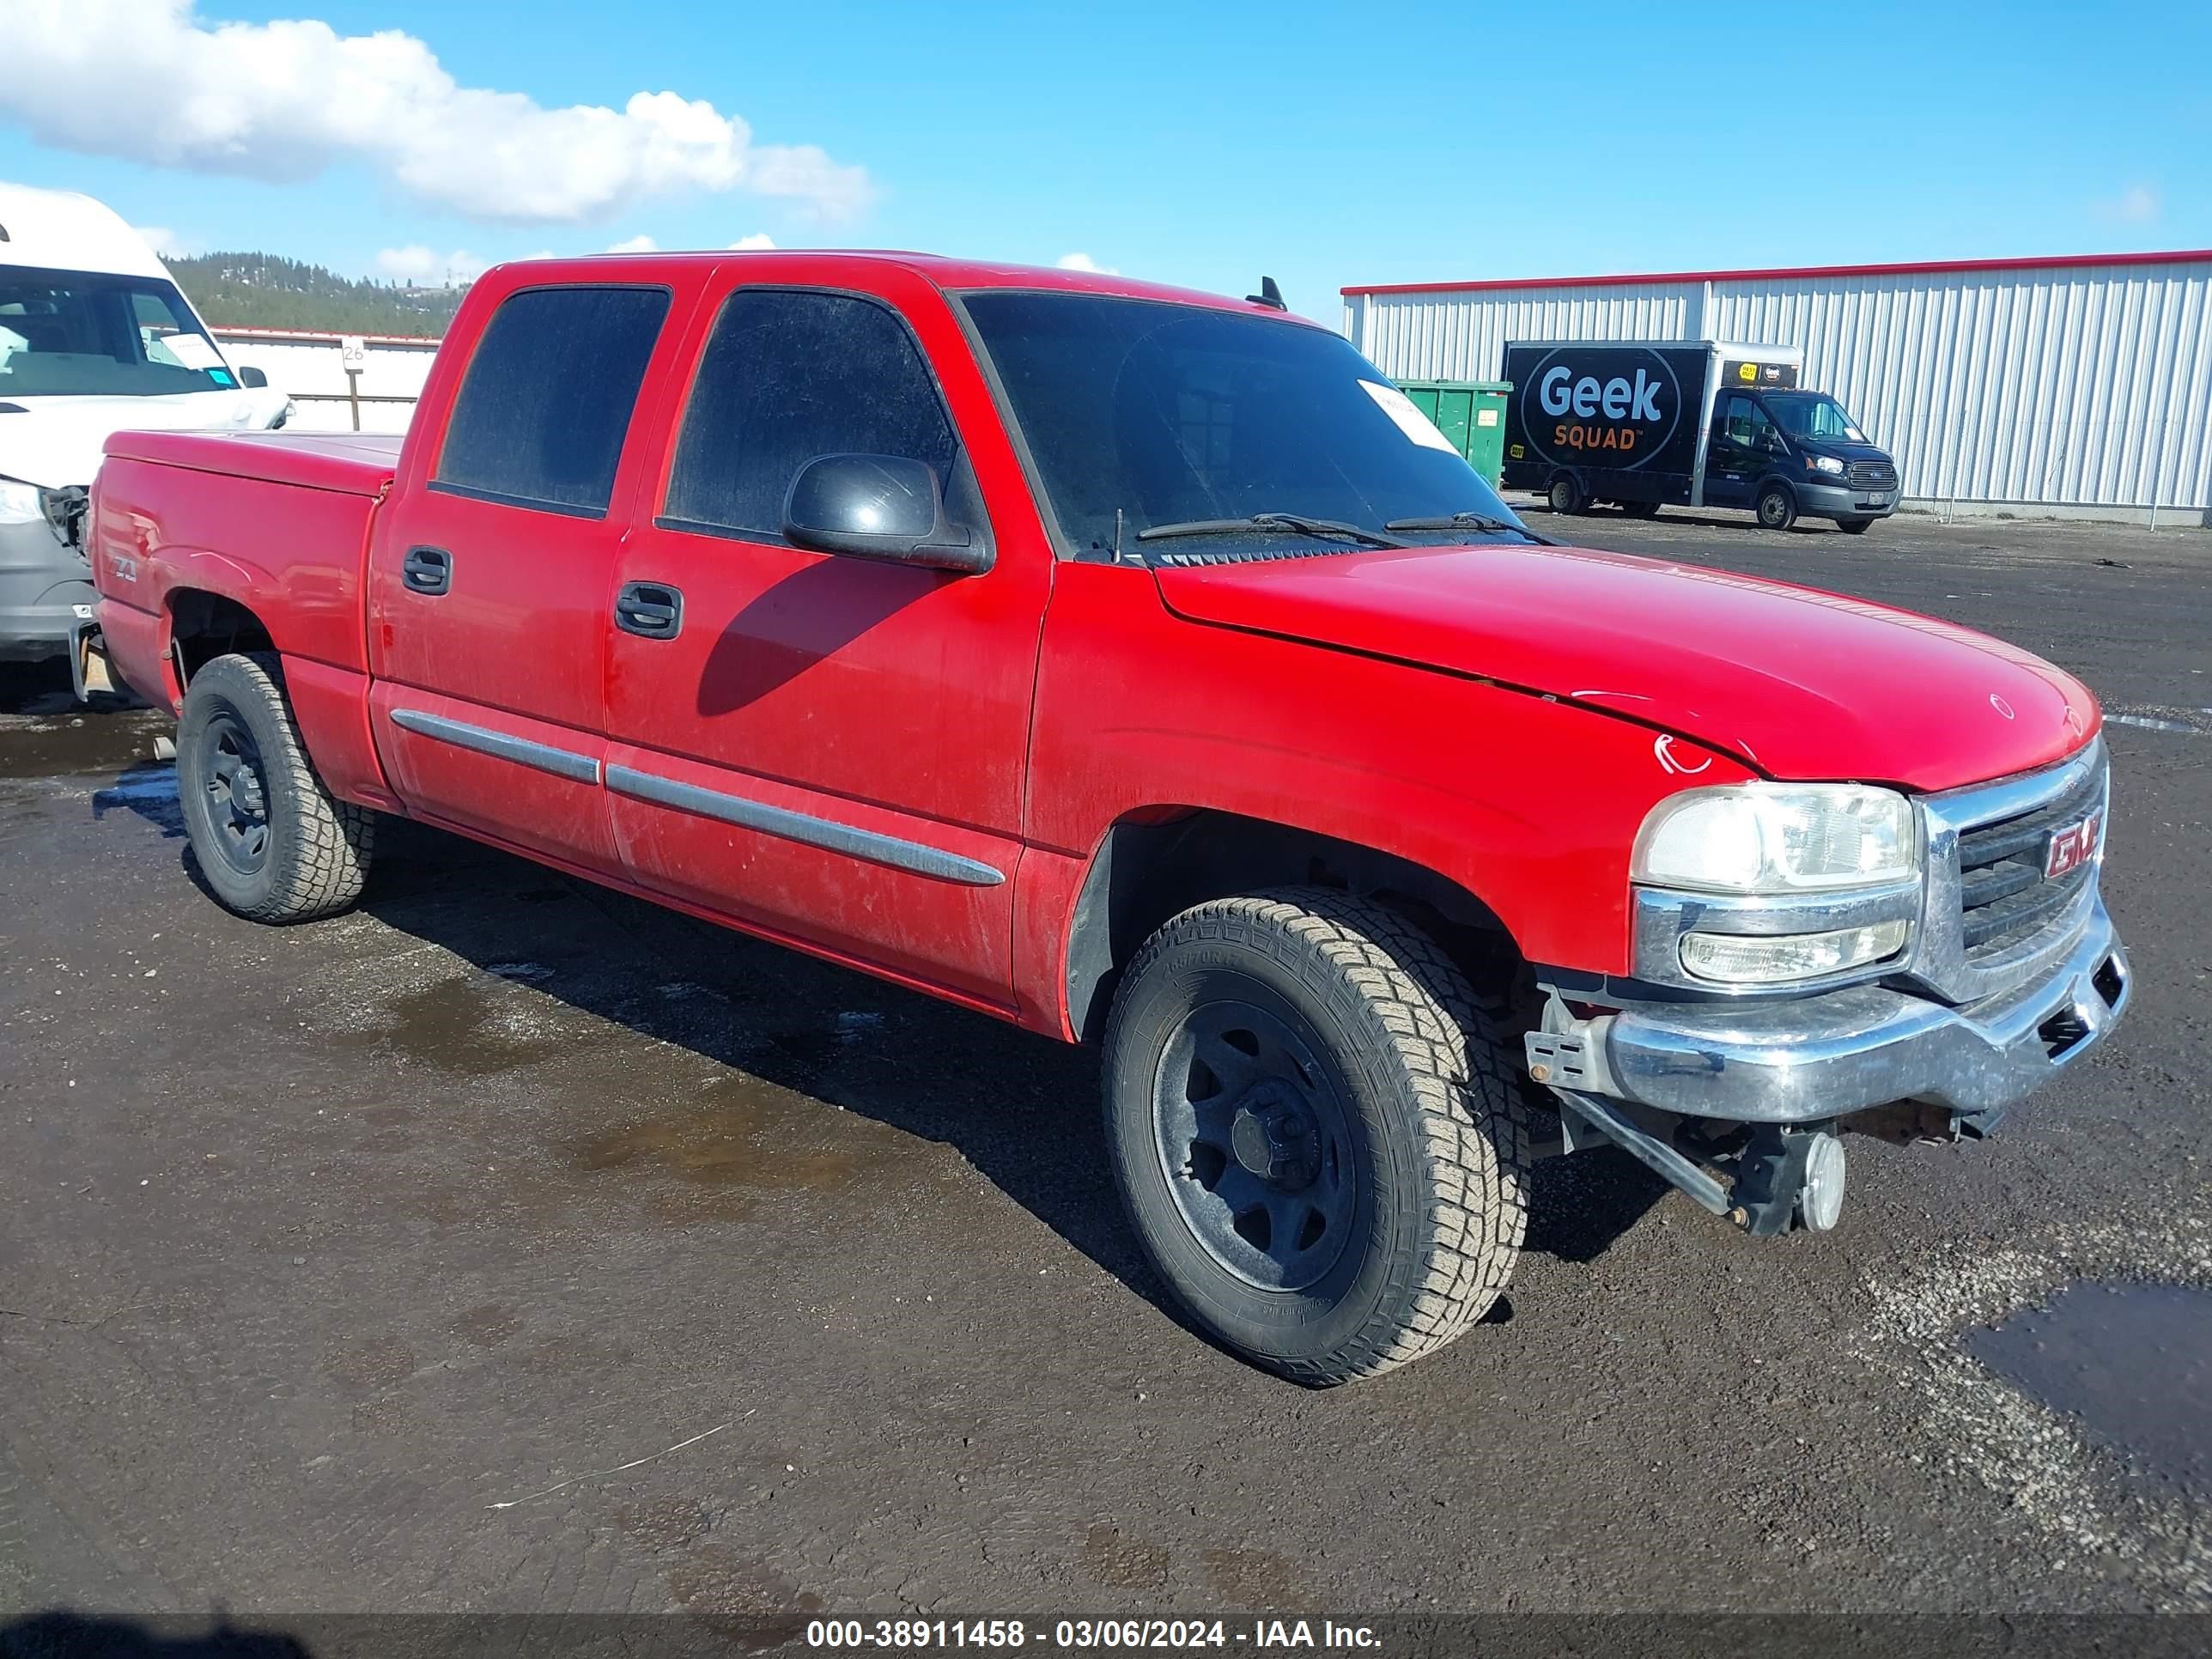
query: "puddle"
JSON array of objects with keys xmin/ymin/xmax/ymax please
[
  {"xmin": 1965, "ymin": 1280, "xmax": 2212, "ymax": 1497},
  {"xmin": 836, "ymin": 1009, "xmax": 886, "ymax": 1044},
  {"xmin": 569, "ymin": 1076, "xmax": 858, "ymax": 1194},
  {"xmin": 343, "ymin": 976, "xmax": 577, "ymax": 1076},
  {"xmin": 0, "ymin": 705, "xmax": 167, "ymax": 780}
]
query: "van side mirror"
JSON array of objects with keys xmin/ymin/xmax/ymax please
[
  {"xmin": 237, "ymin": 365, "xmax": 269, "ymax": 388},
  {"xmin": 782, "ymin": 453, "xmax": 992, "ymax": 574}
]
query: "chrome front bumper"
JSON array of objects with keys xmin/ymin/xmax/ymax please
[{"xmin": 1530, "ymin": 896, "xmax": 2130, "ymax": 1126}]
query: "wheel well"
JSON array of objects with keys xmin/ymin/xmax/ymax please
[
  {"xmin": 167, "ymin": 590, "xmax": 275, "ymax": 684},
  {"xmin": 1063, "ymin": 809, "xmax": 1522, "ymax": 1043}
]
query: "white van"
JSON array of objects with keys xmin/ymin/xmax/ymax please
[{"xmin": 0, "ymin": 183, "xmax": 291, "ymax": 684}]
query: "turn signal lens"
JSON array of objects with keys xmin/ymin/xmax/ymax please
[{"xmin": 1680, "ymin": 921, "xmax": 1910, "ymax": 985}]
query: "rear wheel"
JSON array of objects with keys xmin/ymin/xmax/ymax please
[
  {"xmin": 1547, "ymin": 473, "xmax": 1586, "ymax": 515},
  {"xmin": 176, "ymin": 651, "xmax": 374, "ymax": 922},
  {"xmin": 1102, "ymin": 889, "xmax": 1532, "ymax": 1385},
  {"xmin": 1756, "ymin": 483, "xmax": 1799, "ymax": 532},
  {"xmin": 1839, "ymin": 517, "xmax": 1875, "ymax": 535},
  {"xmin": 1621, "ymin": 499, "xmax": 1662, "ymax": 519}
]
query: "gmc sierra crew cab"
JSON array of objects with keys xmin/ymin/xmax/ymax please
[{"xmin": 89, "ymin": 252, "xmax": 2132, "ymax": 1385}]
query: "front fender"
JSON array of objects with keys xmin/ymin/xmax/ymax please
[{"xmin": 1018, "ymin": 563, "xmax": 1754, "ymax": 1032}]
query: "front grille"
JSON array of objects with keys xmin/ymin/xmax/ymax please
[
  {"xmin": 1954, "ymin": 763, "xmax": 2101, "ymax": 958},
  {"xmin": 1845, "ymin": 460, "xmax": 1897, "ymax": 490}
]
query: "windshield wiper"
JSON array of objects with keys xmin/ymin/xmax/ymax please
[
  {"xmin": 1135, "ymin": 512, "xmax": 1409, "ymax": 550},
  {"xmin": 1382, "ymin": 510, "xmax": 1552, "ymax": 545}
]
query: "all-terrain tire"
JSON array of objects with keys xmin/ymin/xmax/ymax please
[
  {"xmin": 175, "ymin": 651, "xmax": 374, "ymax": 922},
  {"xmin": 1102, "ymin": 888, "xmax": 1534, "ymax": 1385}
]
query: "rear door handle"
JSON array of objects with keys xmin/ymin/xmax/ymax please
[
  {"xmin": 402, "ymin": 545, "xmax": 452, "ymax": 596},
  {"xmin": 615, "ymin": 580, "xmax": 684, "ymax": 640}
]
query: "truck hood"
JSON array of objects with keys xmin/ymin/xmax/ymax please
[
  {"xmin": 0, "ymin": 390, "xmax": 291, "ymax": 489},
  {"xmin": 1153, "ymin": 544, "xmax": 2098, "ymax": 793}
]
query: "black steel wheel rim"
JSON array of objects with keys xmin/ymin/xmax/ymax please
[
  {"xmin": 200, "ymin": 710, "xmax": 272, "ymax": 875},
  {"xmin": 1152, "ymin": 999, "xmax": 1358, "ymax": 1291}
]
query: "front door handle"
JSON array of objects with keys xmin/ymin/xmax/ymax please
[
  {"xmin": 615, "ymin": 580, "xmax": 684, "ymax": 640},
  {"xmin": 402, "ymin": 545, "xmax": 452, "ymax": 596}
]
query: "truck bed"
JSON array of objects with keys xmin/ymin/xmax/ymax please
[{"xmin": 102, "ymin": 429, "xmax": 403, "ymax": 497}]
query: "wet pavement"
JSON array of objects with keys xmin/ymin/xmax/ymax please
[
  {"xmin": 2, "ymin": 511, "xmax": 2209, "ymax": 1631},
  {"xmin": 1966, "ymin": 1282, "xmax": 2212, "ymax": 1498}
]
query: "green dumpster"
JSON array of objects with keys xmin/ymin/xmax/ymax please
[{"xmin": 1395, "ymin": 380, "xmax": 1512, "ymax": 486}]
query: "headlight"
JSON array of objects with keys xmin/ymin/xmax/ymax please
[
  {"xmin": 1633, "ymin": 783, "xmax": 1919, "ymax": 894},
  {"xmin": 0, "ymin": 479, "xmax": 42, "ymax": 524},
  {"xmin": 1807, "ymin": 454, "xmax": 1845, "ymax": 476}
]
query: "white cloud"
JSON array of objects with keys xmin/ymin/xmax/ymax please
[
  {"xmin": 2095, "ymin": 183, "xmax": 2161, "ymax": 224},
  {"xmin": 605, "ymin": 234, "xmax": 659, "ymax": 253},
  {"xmin": 2, "ymin": 0, "xmax": 874, "ymax": 226},
  {"xmin": 1055, "ymin": 252, "xmax": 1117, "ymax": 274},
  {"xmin": 374, "ymin": 245, "xmax": 485, "ymax": 286},
  {"xmin": 130, "ymin": 224, "xmax": 192, "ymax": 258},
  {"xmin": 729, "ymin": 233, "xmax": 776, "ymax": 251}
]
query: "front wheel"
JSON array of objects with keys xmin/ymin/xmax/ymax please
[
  {"xmin": 1102, "ymin": 889, "xmax": 1532, "ymax": 1385},
  {"xmin": 1839, "ymin": 517, "xmax": 1875, "ymax": 535},
  {"xmin": 176, "ymin": 651, "xmax": 374, "ymax": 922},
  {"xmin": 1756, "ymin": 483, "xmax": 1799, "ymax": 532}
]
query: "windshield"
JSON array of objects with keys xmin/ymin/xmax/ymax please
[
  {"xmin": 0, "ymin": 264, "xmax": 235, "ymax": 398},
  {"xmin": 961, "ymin": 290, "xmax": 1526, "ymax": 557},
  {"xmin": 1763, "ymin": 391, "xmax": 1868, "ymax": 445}
]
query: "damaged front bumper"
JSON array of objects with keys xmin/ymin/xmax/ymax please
[{"xmin": 1530, "ymin": 896, "xmax": 2131, "ymax": 1131}]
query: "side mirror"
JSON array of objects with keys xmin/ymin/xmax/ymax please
[
  {"xmin": 237, "ymin": 365, "xmax": 269, "ymax": 388},
  {"xmin": 782, "ymin": 453, "xmax": 991, "ymax": 574}
]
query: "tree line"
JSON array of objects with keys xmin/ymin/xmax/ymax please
[{"xmin": 170, "ymin": 252, "xmax": 467, "ymax": 337}]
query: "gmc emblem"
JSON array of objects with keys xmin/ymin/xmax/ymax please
[{"xmin": 2045, "ymin": 811, "xmax": 2102, "ymax": 879}]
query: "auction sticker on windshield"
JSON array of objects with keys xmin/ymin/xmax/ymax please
[{"xmin": 1359, "ymin": 380, "xmax": 1460, "ymax": 453}]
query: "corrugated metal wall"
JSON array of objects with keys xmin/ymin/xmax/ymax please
[
  {"xmin": 1348, "ymin": 283, "xmax": 1705, "ymax": 388},
  {"xmin": 1346, "ymin": 258, "xmax": 2212, "ymax": 514}
]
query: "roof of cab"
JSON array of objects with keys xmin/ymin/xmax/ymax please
[
  {"xmin": 476, "ymin": 249, "xmax": 1326, "ymax": 325},
  {"xmin": 0, "ymin": 182, "xmax": 172, "ymax": 279}
]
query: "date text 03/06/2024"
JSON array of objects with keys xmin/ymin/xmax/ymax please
[{"xmin": 805, "ymin": 1618, "xmax": 1383, "ymax": 1650}]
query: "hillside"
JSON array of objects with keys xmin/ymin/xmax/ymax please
[{"xmin": 169, "ymin": 252, "xmax": 465, "ymax": 337}]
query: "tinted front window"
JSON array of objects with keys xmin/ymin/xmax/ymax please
[
  {"xmin": 962, "ymin": 291, "xmax": 1516, "ymax": 556},
  {"xmin": 1718, "ymin": 395, "xmax": 1783, "ymax": 449},
  {"xmin": 435, "ymin": 285, "xmax": 671, "ymax": 516},
  {"xmin": 663, "ymin": 289, "xmax": 957, "ymax": 538},
  {"xmin": 0, "ymin": 265, "xmax": 232, "ymax": 397}
]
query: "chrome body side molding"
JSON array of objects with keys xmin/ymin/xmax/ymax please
[
  {"xmin": 386, "ymin": 707, "xmax": 601, "ymax": 785},
  {"xmin": 604, "ymin": 763, "xmax": 1006, "ymax": 888}
]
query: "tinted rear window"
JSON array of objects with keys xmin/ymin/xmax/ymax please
[{"xmin": 434, "ymin": 285, "xmax": 671, "ymax": 516}]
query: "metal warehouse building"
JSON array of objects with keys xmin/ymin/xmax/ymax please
[{"xmin": 1343, "ymin": 250, "xmax": 2212, "ymax": 526}]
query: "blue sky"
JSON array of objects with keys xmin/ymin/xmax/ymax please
[{"xmin": 4, "ymin": 0, "xmax": 2205, "ymax": 324}]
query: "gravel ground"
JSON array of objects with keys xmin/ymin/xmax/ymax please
[{"xmin": 2, "ymin": 507, "xmax": 2208, "ymax": 1643}]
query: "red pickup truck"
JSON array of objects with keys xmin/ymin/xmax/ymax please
[{"xmin": 89, "ymin": 252, "xmax": 2131, "ymax": 1384}]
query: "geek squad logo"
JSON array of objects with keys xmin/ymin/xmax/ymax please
[{"xmin": 1526, "ymin": 347, "xmax": 1681, "ymax": 471}]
